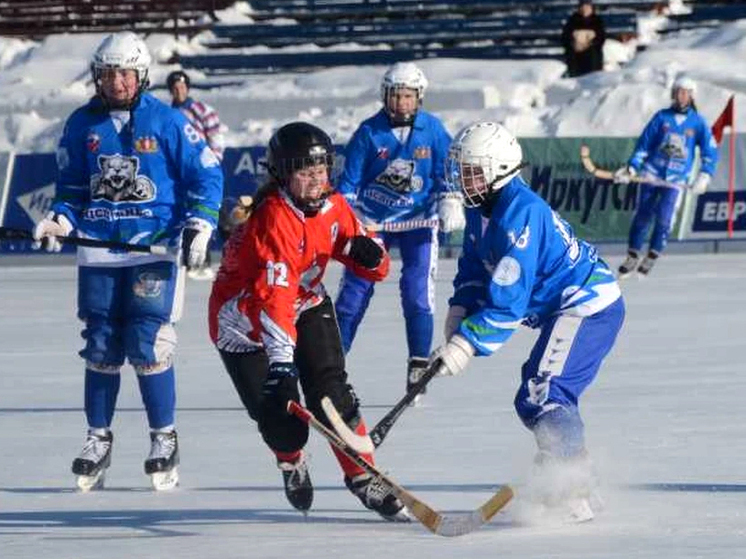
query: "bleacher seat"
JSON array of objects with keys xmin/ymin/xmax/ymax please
[
  {"xmin": 178, "ymin": 44, "xmax": 564, "ymax": 74},
  {"xmin": 206, "ymin": 12, "xmax": 638, "ymax": 49}
]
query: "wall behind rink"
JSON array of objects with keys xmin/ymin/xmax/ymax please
[{"xmin": 1, "ymin": 136, "xmax": 744, "ymax": 254}]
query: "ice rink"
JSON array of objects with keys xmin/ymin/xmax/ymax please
[{"xmin": 1, "ymin": 253, "xmax": 745, "ymax": 558}]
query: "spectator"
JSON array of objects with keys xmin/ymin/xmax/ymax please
[
  {"xmin": 561, "ymin": 0, "xmax": 606, "ymax": 78},
  {"xmin": 167, "ymin": 70, "xmax": 226, "ymax": 280}
]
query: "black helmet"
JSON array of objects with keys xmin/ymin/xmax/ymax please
[
  {"xmin": 166, "ymin": 70, "xmax": 190, "ymax": 90},
  {"xmin": 266, "ymin": 122, "xmax": 335, "ymax": 212}
]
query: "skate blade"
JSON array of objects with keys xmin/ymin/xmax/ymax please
[
  {"xmin": 566, "ymin": 498, "xmax": 594, "ymax": 523},
  {"xmin": 150, "ymin": 467, "xmax": 179, "ymax": 491},
  {"xmin": 76, "ymin": 470, "xmax": 106, "ymax": 492}
]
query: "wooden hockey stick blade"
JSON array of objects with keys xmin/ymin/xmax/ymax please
[
  {"xmin": 321, "ymin": 396, "xmax": 375, "ymax": 453},
  {"xmin": 579, "ymin": 144, "xmax": 613, "ymax": 179},
  {"xmin": 323, "ymin": 360, "xmax": 444, "ymax": 452},
  {"xmin": 579, "ymin": 145, "xmax": 686, "ymax": 189},
  {"xmin": 0, "ymin": 227, "xmax": 169, "ymax": 255},
  {"xmin": 288, "ymin": 400, "xmax": 513, "ymax": 536}
]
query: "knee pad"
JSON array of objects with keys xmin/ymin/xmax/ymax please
[
  {"xmin": 79, "ymin": 318, "xmax": 126, "ymax": 367},
  {"xmin": 127, "ymin": 323, "xmax": 177, "ymax": 374},
  {"xmin": 85, "ymin": 361, "xmax": 122, "ymax": 374},
  {"xmin": 259, "ymin": 404, "xmax": 309, "ymax": 453}
]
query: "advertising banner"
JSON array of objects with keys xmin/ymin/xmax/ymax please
[
  {"xmin": 2, "ymin": 135, "xmax": 742, "ymax": 253},
  {"xmin": 684, "ymin": 133, "xmax": 746, "ymax": 239},
  {"xmin": 521, "ymin": 137, "xmax": 639, "ymax": 241},
  {"xmin": 0, "ymin": 153, "xmax": 61, "ymax": 253}
]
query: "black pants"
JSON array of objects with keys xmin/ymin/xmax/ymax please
[{"xmin": 219, "ymin": 297, "xmax": 361, "ymax": 453}]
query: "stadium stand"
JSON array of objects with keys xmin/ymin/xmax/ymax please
[{"xmin": 0, "ymin": 1, "xmax": 233, "ymax": 37}]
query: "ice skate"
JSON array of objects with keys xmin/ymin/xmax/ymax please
[
  {"xmin": 617, "ymin": 250, "xmax": 640, "ymax": 280},
  {"xmin": 529, "ymin": 450, "xmax": 600, "ymax": 524},
  {"xmin": 345, "ymin": 473, "xmax": 411, "ymax": 522},
  {"xmin": 187, "ymin": 266, "xmax": 215, "ymax": 281},
  {"xmin": 406, "ymin": 357, "xmax": 429, "ymax": 407},
  {"xmin": 144, "ymin": 429, "xmax": 180, "ymax": 491},
  {"xmin": 278, "ymin": 452, "xmax": 313, "ymax": 512},
  {"xmin": 636, "ymin": 251, "xmax": 659, "ymax": 277},
  {"xmin": 72, "ymin": 429, "xmax": 113, "ymax": 492}
]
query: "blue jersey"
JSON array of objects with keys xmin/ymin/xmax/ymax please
[
  {"xmin": 451, "ymin": 176, "xmax": 621, "ymax": 356},
  {"xmin": 337, "ymin": 109, "xmax": 451, "ymax": 224},
  {"xmin": 629, "ymin": 106, "xmax": 718, "ymax": 184},
  {"xmin": 51, "ymin": 92, "xmax": 224, "ymax": 266}
]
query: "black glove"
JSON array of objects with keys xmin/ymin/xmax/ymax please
[
  {"xmin": 346, "ymin": 235, "xmax": 384, "ymax": 269},
  {"xmin": 262, "ymin": 362, "xmax": 301, "ymax": 415}
]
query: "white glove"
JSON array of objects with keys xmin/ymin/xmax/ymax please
[
  {"xmin": 691, "ymin": 172, "xmax": 711, "ymax": 194},
  {"xmin": 429, "ymin": 334, "xmax": 474, "ymax": 377},
  {"xmin": 613, "ymin": 166, "xmax": 637, "ymax": 185},
  {"xmin": 438, "ymin": 192, "xmax": 466, "ymax": 233},
  {"xmin": 182, "ymin": 217, "xmax": 213, "ymax": 270},
  {"xmin": 32, "ymin": 212, "xmax": 73, "ymax": 252},
  {"xmin": 443, "ymin": 305, "xmax": 467, "ymax": 341}
]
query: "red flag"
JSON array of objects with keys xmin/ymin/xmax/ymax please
[{"xmin": 711, "ymin": 95, "xmax": 734, "ymax": 144}]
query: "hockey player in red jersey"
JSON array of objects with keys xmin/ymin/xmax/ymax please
[{"xmin": 209, "ymin": 122, "xmax": 409, "ymax": 521}]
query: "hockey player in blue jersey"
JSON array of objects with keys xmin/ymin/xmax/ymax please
[
  {"xmin": 430, "ymin": 121, "xmax": 625, "ymax": 521},
  {"xmin": 614, "ymin": 75, "xmax": 718, "ymax": 278},
  {"xmin": 334, "ymin": 62, "xmax": 463, "ymax": 401},
  {"xmin": 32, "ymin": 32, "xmax": 223, "ymax": 492}
]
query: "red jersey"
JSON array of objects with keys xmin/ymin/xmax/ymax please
[{"xmin": 209, "ymin": 188, "xmax": 390, "ymax": 365}]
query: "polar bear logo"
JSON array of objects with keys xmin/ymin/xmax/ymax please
[
  {"xmin": 661, "ymin": 133, "xmax": 687, "ymax": 160},
  {"xmin": 91, "ymin": 154, "xmax": 156, "ymax": 202},
  {"xmin": 375, "ymin": 158, "xmax": 423, "ymax": 193}
]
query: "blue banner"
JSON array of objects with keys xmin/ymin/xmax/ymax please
[
  {"xmin": 1, "ymin": 153, "xmax": 61, "ymax": 253},
  {"xmin": 691, "ymin": 190, "xmax": 746, "ymax": 232},
  {"xmin": 221, "ymin": 146, "xmax": 268, "ymax": 202}
]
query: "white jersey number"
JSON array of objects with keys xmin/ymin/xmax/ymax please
[
  {"xmin": 266, "ymin": 261, "xmax": 289, "ymax": 287},
  {"xmin": 552, "ymin": 211, "xmax": 580, "ymax": 264}
]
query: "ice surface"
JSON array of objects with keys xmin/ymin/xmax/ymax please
[{"xmin": 1, "ymin": 254, "xmax": 746, "ymax": 557}]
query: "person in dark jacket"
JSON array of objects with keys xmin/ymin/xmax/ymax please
[{"xmin": 561, "ymin": 0, "xmax": 606, "ymax": 77}]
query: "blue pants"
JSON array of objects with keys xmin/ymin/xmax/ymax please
[
  {"xmin": 628, "ymin": 184, "xmax": 682, "ymax": 254},
  {"xmin": 514, "ymin": 297, "xmax": 625, "ymax": 457},
  {"xmin": 335, "ymin": 227, "xmax": 437, "ymax": 359},
  {"xmin": 78, "ymin": 261, "xmax": 185, "ymax": 429}
]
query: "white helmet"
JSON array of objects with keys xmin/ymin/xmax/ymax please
[
  {"xmin": 671, "ymin": 75, "xmax": 696, "ymax": 111},
  {"xmin": 446, "ymin": 121, "xmax": 524, "ymax": 208},
  {"xmin": 380, "ymin": 62, "xmax": 428, "ymax": 125},
  {"xmin": 671, "ymin": 75, "xmax": 697, "ymax": 97},
  {"xmin": 91, "ymin": 32, "xmax": 151, "ymax": 106}
]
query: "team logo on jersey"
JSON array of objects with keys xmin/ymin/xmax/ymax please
[
  {"xmin": 493, "ymin": 256, "xmax": 521, "ymax": 286},
  {"xmin": 375, "ymin": 158, "xmax": 423, "ymax": 193},
  {"xmin": 133, "ymin": 272, "xmax": 163, "ymax": 298},
  {"xmin": 377, "ymin": 147, "xmax": 389, "ymax": 159},
  {"xmin": 413, "ymin": 146, "xmax": 431, "ymax": 159},
  {"xmin": 661, "ymin": 133, "xmax": 687, "ymax": 159},
  {"xmin": 134, "ymin": 136, "xmax": 159, "ymax": 153},
  {"xmin": 90, "ymin": 154, "xmax": 156, "ymax": 203},
  {"xmin": 86, "ymin": 133, "xmax": 101, "ymax": 153}
]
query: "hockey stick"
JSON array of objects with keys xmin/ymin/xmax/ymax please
[
  {"xmin": 367, "ymin": 218, "xmax": 439, "ymax": 233},
  {"xmin": 0, "ymin": 227, "xmax": 169, "ymax": 255},
  {"xmin": 322, "ymin": 358, "xmax": 445, "ymax": 453},
  {"xmin": 579, "ymin": 145, "xmax": 687, "ymax": 190},
  {"xmin": 288, "ymin": 400, "xmax": 513, "ymax": 537}
]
